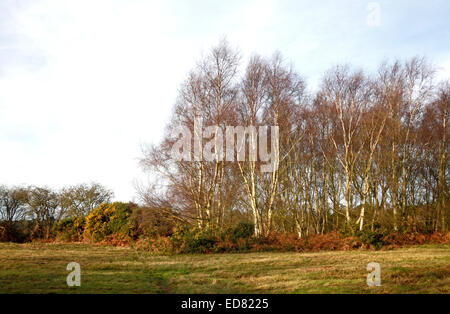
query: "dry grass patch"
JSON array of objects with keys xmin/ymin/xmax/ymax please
[{"xmin": 0, "ymin": 243, "xmax": 448, "ymax": 293}]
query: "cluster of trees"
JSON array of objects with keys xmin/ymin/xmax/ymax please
[
  {"xmin": 141, "ymin": 40, "xmax": 449, "ymax": 237},
  {"xmin": 0, "ymin": 183, "xmax": 113, "ymax": 241}
]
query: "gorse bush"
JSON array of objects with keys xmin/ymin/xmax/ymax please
[
  {"xmin": 170, "ymin": 224, "xmax": 217, "ymax": 253},
  {"xmin": 54, "ymin": 217, "xmax": 85, "ymax": 242},
  {"xmin": 222, "ymin": 222, "xmax": 254, "ymax": 243},
  {"xmin": 356, "ymin": 229, "xmax": 389, "ymax": 250},
  {"xmin": 84, "ymin": 202, "xmax": 134, "ymax": 242},
  {"xmin": 168, "ymin": 222, "xmax": 256, "ymax": 253}
]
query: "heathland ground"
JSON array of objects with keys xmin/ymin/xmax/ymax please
[{"xmin": 0, "ymin": 243, "xmax": 448, "ymax": 293}]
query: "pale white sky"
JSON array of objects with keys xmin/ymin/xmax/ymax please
[{"xmin": 0, "ymin": 0, "xmax": 449, "ymax": 201}]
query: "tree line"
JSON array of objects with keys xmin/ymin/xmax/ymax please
[
  {"xmin": 140, "ymin": 40, "xmax": 449, "ymax": 237},
  {"xmin": 0, "ymin": 183, "xmax": 112, "ymax": 241}
]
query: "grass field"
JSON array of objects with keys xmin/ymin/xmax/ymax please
[{"xmin": 0, "ymin": 243, "xmax": 449, "ymax": 293}]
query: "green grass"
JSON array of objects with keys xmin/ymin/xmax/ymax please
[{"xmin": 0, "ymin": 242, "xmax": 449, "ymax": 293}]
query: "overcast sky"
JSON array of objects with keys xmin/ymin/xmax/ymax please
[{"xmin": 0, "ymin": 0, "xmax": 449, "ymax": 201}]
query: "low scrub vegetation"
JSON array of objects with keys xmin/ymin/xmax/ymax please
[
  {"xmin": 1, "ymin": 184, "xmax": 449, "ymax": 254},
  {"xmin": 133, "ymin": 226, "xmax": 450, "ymax": 254}
]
